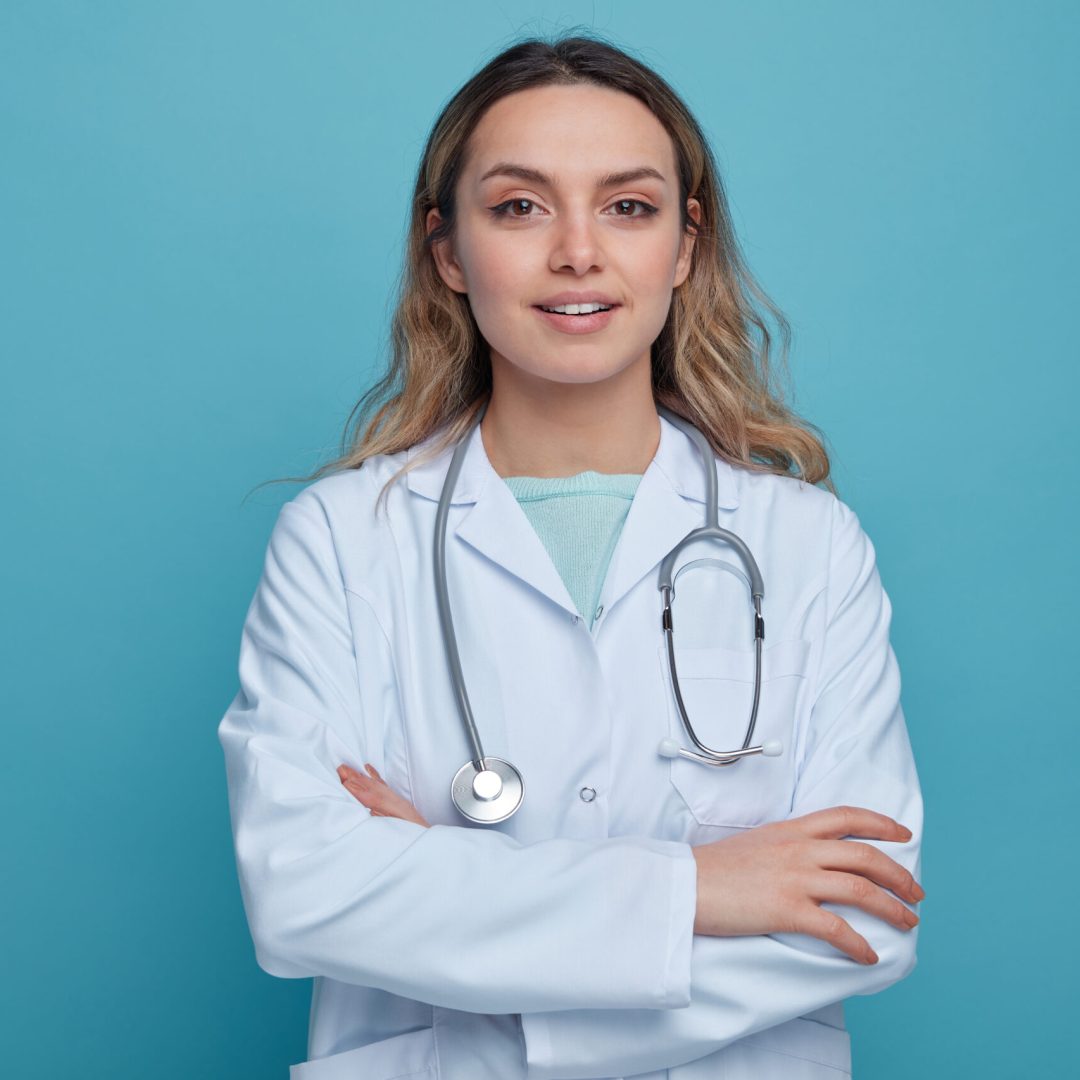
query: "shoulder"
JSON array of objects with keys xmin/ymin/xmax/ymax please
[
  {"xmin": 722, "ymin": 459, "xmax": 877, "ymax": 602},
  {"xmin": 726, "ymin": 457, "xmax": 841, "ymax": 536},
  {"xmin": 288, "ymin": 445, "xmax": 412, "ymax": 528},
  {"xmin": 272, "ymin": 446, "xmax": 416, "ymax": 608}
]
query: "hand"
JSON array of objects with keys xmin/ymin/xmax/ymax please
[
  {"xmin": 691, "ymin": 805, "xmax": 924, "ymax": 965},
  {"xmin": 337, "ymin": 762, "xmax": 431, "ymax": 828}
]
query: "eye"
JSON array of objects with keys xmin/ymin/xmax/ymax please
[
  {"xmin": 487, "ymin": 197, "xmax": 660, "ymax": 221},
  {"xmin": 608, "ymin": 198, "xmax": 660, "ymax": 219},
  {"xmin": 488, "ymin": 198, "xmax": 541, "ymax": 219}
]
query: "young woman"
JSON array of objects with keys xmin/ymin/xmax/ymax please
[{"xmin": 218, "ymin": 33, "xmax": 924, "ymax": 1080}]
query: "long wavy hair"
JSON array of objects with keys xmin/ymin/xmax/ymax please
[{"xmin": 254, "ymin": 30, "xmax": 835, "ymax": 514}]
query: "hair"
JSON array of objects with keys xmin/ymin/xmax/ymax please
[{"xmin": 251, "ymin": 30, "xmax": 836, "ymax": 513}]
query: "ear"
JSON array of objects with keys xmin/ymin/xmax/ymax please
[
  {"xmin": 672, "ymin": 196, "xmax": 701, "ymax": 289},
  {"xmin": 426, "ymin": 208, "xmax": 468, "ymax": 295}
]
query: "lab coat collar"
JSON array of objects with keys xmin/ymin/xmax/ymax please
[{"xmin": 404, "ymin": 412, "xmax": 740, "ymax": 619}]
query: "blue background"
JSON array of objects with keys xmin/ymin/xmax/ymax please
[{"xmin": 2, "ymin": 2, "xmax": 1076, "ymax": 1076}]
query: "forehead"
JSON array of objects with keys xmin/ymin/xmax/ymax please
[{"xmin": 463, "ymin": 84, "xmax": 677, "ymax": 185}]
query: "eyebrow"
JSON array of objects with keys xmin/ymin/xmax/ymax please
[{"xmin": 477, "ymin": 162, "xmax": 668, "ymax": 189}]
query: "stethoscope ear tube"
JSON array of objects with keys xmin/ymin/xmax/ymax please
[
  {"xmin": 655, "ymin": 407, "xmax": 775, "ymax": 767},
  {"xmin": 659, "ymin": 606, "xmax": 778, "ymax": 765}
]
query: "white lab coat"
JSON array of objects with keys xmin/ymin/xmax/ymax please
[{"xmin": 218, "ymin": 413, "xmax": 922, "ymax": 1080}]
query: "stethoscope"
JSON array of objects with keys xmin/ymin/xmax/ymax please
[{"xmin": 434, "ymin": 398, "xmax": 782, "ymax": 825}]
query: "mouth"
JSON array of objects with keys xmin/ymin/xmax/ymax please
[{"xmin": 531, "ymin": 303, "xmax": 621, "ymax": 335}]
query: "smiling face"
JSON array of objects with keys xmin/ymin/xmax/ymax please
[{"xmin": 428, "ymin": 83, "xmax": 700, "ymax": 395}]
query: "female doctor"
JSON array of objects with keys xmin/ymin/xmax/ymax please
[{"xmin": 218, "ymin": 33, "xmax": 924, "ymax": 1080}]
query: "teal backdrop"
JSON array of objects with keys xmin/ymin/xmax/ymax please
[{"xmin": 2, "ymin": 2, "xmax": 1076, "ymax": 1076}]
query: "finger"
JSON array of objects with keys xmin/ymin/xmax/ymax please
[
  {"xmin": 340, "ymin": 766, "xmax": 424, "ymax": 824},
  {"xmin": 365, "ymin": 763, "xmax": 386, "ymax": 784},
  {"xmin": 341, "ymin": 773, "xmax": 379, "ymax": 803},
  {"xmin": 339, "ymin": 764, "xmax": 372, "ymax": 786},
  {"xmin": 343, "ymin": 775, "xmax": 412, "ymax": 818},
  {"xmin": 343, "ymin": 775, "xmax": 382, "ymax": 805},
  {"xmin": 811, "ymin": 869, "xmax": 921, "ymax": 933},
  {"xmin": 380, "ymin": 788, "xmax": 425, "ymax": 818},
  {"xmin": 341, "ymin": 774, "xmax": 374, "ymax": 798},
  {"xmin": 813, "ymin": 839, "xmax": 924, "ymax": 904},
  {"xmin": 792, "ymin": 805, "xmax": 914, "ymax": 845},
  {"xmin": 338, "ymin": 764, "xmax": 382, "ymax": 787},
  {"xmin": 342, "ymin": 781, "xmax": 376, "ymax": 810},
  {"xmin": 798, "ymin": 903, "xmax": 880, "ymax": 965}
]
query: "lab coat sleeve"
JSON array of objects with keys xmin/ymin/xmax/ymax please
[
  {"xmin": 518, "ymin": 496, "xmax": 924, "ymax": 1079},
  {"xmin": 217, "ymin": 492, "xmax": 698, "ymax": 1016}
]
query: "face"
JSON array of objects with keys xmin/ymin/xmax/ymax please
[{"xmin": 427, "ymin": 84, "xmax": 700, "ymax": 391}]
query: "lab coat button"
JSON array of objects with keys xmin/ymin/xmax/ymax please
[{"xmin": 579, "ymin": 786, "xmax": 597, "ymax": 802}]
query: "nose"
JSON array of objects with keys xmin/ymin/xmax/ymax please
[{"xmin": 548, "ymin": 209, "xmax": 605, "ymax": 275}]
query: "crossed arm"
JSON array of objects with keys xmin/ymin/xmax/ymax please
[{"xmin": 223, "ymin": 492, "xmax": 923, "ymax": 1080}]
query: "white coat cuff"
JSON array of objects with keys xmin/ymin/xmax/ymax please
[
  {"xmin": 662, "ymin": 842, "xmax": 697, "ymax": 1007},
  {"xmin": 521, "ymin": 842, "xmax": 696, "ymax": 1078}
]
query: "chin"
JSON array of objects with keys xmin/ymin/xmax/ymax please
[
  {"xmin": 528, "ymin": 365, "xmax": 631, "ymax": 386},
  {"xmin": 491, "ymin": 342, "xmax": 642, "ymax": 388}
]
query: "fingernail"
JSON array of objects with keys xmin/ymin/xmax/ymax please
[{"xmin": 866, "ymin": 950, "xmax": 879, "ymax": 965}]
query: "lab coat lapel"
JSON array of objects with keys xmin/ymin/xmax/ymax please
[
  {"xmin": 597, "ymin": 414, "xmax": 740, "ymax": 617},
  {"xmin": 456, "ymin": 478, "xmax": 581, "ymax": 617},
  {"xmin": 404, "ymin": 413, "xmax": 740, "ymax": 621},
  {"xmin": 406, "ymin": 421, "xmax": 579, "ymax": 616}
]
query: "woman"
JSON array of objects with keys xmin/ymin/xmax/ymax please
[{"xmin": 218, "ymin": 33, "xmax": 924, "ymax": 1080}]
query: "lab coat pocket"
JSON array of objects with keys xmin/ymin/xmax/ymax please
[
  {"xmin": 659, "ymin": 637, "xmax": 811, "ymax": 828},
  {"xmin": 289, "ymin": 1026, "xmax": 437, "ymax": 1080}
]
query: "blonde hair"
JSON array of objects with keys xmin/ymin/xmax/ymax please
[{"xmin": 254, "ymin": 31, "xmax": 836, "ymax": 513}]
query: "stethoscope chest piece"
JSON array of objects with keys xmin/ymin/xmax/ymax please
[{"xmin": 451, "ymin": 756, "xmax": 524, "ymax": 824}]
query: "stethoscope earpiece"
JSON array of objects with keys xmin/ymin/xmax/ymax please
[
  {"xmin": 657, "ymin": 736, "xmax": 783, "ymax": 764},
  {"xmin": 656, "ymin": 737, "xmax": 682, "ymax": 759}
]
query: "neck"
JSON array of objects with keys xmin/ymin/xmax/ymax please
[{"xmin": 480, "ymin": 362, "xmax": 661, "ymax": 479}]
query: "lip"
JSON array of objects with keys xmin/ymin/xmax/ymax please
[
  {"xmin": 535, "ymin": 291, "xmax": 620, "ymax": 307},
  {"xmin": 533, "ymin": 304, "xmax": 619, "ymax": 335}
]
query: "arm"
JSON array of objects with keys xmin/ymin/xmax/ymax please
[
  {"xmin": 217, "ymin": 492, "xmax": 698, "ymax": 1015},
  {"xmin": 517, "ymin": 497, "xmax": 924, "ymax": 1079}
]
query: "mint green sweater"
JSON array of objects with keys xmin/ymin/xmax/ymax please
[{"xmin": 502, "ymin": 470, "xmax": 643, "ymax": 629}]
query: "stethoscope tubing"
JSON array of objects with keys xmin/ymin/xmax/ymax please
[
  {"xmin": 432, "ymin": 397, "xmax": 491, "ymax": 774},
  {"xmin": 435, "ymin": 397, "xmax": 773, "ymax": 823}
]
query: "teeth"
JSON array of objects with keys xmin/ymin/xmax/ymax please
[{"xmin": 540, "ymin": 302, "xmax": 612, "ymax": 315}]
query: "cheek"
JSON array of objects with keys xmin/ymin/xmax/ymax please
[
  {"xmin": 633, "ymin": 230, "xmax": 682, "ymax": 287},
  {"xmin": 465, "ymin": 285, "xmax": 519, "ymax": 348},
  {"xmin": 457, "ymin": 229, "xmax": 524, "ymax": 294},
  {"xmin": 629, "ymin": 234, "xmax": 683, "ymax": 319},
  {"xmin": 456, "ymin": 255, "xmax": 533, "ymax": 356}
]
